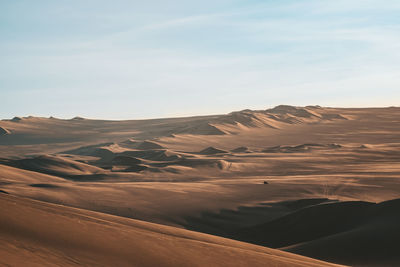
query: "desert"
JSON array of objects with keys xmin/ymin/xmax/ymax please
[
  {"xmin": 1, "ymin": 105, "xmax": 400, "ymax": 266},
  {"xmin": 2, "ymin": 1, "xmax": 399, "ymax": 265}
]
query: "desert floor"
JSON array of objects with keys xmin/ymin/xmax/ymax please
[{"xmin": 1, "ymin": 105, "xmax": 399, "ymax": 267}]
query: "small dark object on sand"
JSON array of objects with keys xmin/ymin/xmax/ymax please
[{"xmin": 263, "ymin": 181, "xmax": 269, "ymax": 184}]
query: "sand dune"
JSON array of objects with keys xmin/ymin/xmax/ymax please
[
  {"xmin": 1, "ymin": 106, "xmax": 400, "ymax": 266},
  {"xmin": 64, "ymin": 143, "xmax": 117, "ymax": 160},
  {"xmin": 0, "ymin": 127, "xmax": 10, "ymax": 135},
  {"xmin": 184, "ymin": 198, "xmax": 400, "ymax": 266},
  {"xmin": 183, "ymin": 198, "xmax": 334, "ymax": 237},
  {"xmin": 0, "ymin": 194, "xmax": 341, "ymax": 267},
  {"xmin": 231, "ymin": 146, "xmax": 250, "ymax": 153},
  {"xmin": 121, "ymin": 149, "xmax": 182, "ymax": 162},
  {"xmin": 1, "ymin": 155, "xmax": 105, "ymax": 178},
  {"xmin": 199, "ymin": 146, "xmax": 228, "ymax": 155},
  {"xmin": 286, "ymin": 199, "xmax": 400, "ymax": 267},
  {"xmin": 111, "ymin": 155, "xmax": 142, "ymax": 165},
  {"xmin": 136, "ymin": 140, "xmax": 165, "ymax": 150},
  {"xmin": 0, "ymin": 105, "xmax": 350, "ymax": 150},
  {"xmin": 0, "ymin": 164, "xmax": 66, "ymax": 184},
  {"xmin": 262, "ymin": 143, "xmax": 342, "ymax": 153},
  {"xmin": 235, "ymin": 200, "xmax": 374, "ymax": 248}
]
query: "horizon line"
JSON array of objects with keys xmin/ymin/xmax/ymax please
[{"xmin": 2, "ymin": 104, "xmax": 399, "ymax": 122}]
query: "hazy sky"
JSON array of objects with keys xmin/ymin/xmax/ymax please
[{"xmin": 1, "ymin": 0, "xmax": 400, "ymax": 119}]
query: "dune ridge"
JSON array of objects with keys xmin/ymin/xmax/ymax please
[{"xmin": 0, "ymin": 105, "xmax": 350, "ymax": 149}]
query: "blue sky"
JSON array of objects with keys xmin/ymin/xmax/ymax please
[{"xmin": 1, "ymin": 0, "xmax": 400, "ymax": 119}]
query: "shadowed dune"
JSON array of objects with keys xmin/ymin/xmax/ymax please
[
  {"xmin": 122, "ymin": 164, "xmax": 149, "ymax": 172},
  {"xmin": 0, "ymin": 163, "xmax": 67, "ymax": 184},
  {"xmin": 0, "ymin": 194, "xmax": 342, "ymax": 267},
  {"xmin": 121, "ymin": 149, "xmax": 182, "ymax": 161},
  {"xmin": 29, "ymin": 183, "xmax": 60, "ymax": 188},
  {"xmin": 231, "ymin": 146, "xmax": 250, "ymax": 153},
  {"xmin": 63, "ymin": 143, "xmax": 117, "ymax": 161},
  {"xmin": 0, "ymin": 155, "xmax": 105, "ymax": 178},
  {"xmin": 234, "ymin": 200, "xmax": 375, "ymax": 247},
  {"xmin": 183, "ymin": 198, "xmax": 334, "ymax": 236},
  {"xmin": 0, "ymin": 127, "xmax": 10, "ymax": 135},
  {"xmin": 262, "ymin": 143, "xmax": 342, "ymax": 153},
  {"xmin": 285, "ymin": 199, "xmax": 400, "ymax": 267},
  {"xmin": 111, "ymin": 155, "xmax": 142, "ymax": 165},
  {"xmin": 199, "ymin": 146, "xmax": 229, "ymax": 155},
  {"xmin": 10, "ymin": 116, "xmax": 22, "ymax": 122},
  {"xmin": 135, "ymin": 140, "xmax": 165, "ymax": 150},
  {"xmin": 184, "ymin": 198, "xmax": 400, "ymax": 266}
]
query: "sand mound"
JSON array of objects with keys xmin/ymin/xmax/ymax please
[
  {"xmin": 327, "ymin": 143, "xmax": 342, "ymax": 149},
  {"xmin": 263, "ymin": 145, "xmax": 311, "ymax": 153},
  {"xmin": 119, "ymin": 138, "xmax": 139, "ymax": 148},
  {"xmin": 231, "ymin": 146, "xmax": 250, "ymax": 153},
  {"xmin": 221, "ymin": 111, "xmax": 268, "ymax": 127},
  {"xmin": 71, "ymin": 116, "xmax": 86, "ymax": 120},
  {"xmin": 263, "ymin": 105, "xmax": 348, "ymax": 124},
  {"xmin": 0, "ymin": 164, "xmax": 66, "ymax": 184},
  {"xmin": 112, "ymin": 155, "xmax": 142, "ymax": 165},
  {"xmin": 29, "ymin": 183, "xmax": 60, "ymax": 188},
  {"xmin": 199, "ymin": 146, "xmax": 228, "ymax": 155},
  {"xmin": 10, "ymin": 116, "xmax": 22, "ymax": 122},
  {"xmin": 64, "ymin": 143, "xmax": 116, "ymax": 160},
  {"xmin": 0, "ymin": 127, "xmax": 10, "ymax": 135},
  {"xmin": 176, "ymin": 122, "xmax": 227, "ymax": 135},
  {"xmin": 263, "ymin": 143, "xmax": 341, "ymax": 153},
  {"xmin": 121, "ymin": 164, "xmax": 148, "ymax": 172},
  {"xmin": 7, "ymin": 155, "xmax": 104, "ymax": 177},
  {"xmin": 136, "ymin": 140, "xmax": 165, "ymax": 150},
  {"xmin": 119, "ymin": 140, "xmax": 165, "ymax": 150},
  {"xmin": 121, "ymin": 149, "xmax": 181, "ymax": 161},
  {"xmin": 0, "ymin": 194, "xmax": 339, "ymax": 267},
  {"xmin": 164, "ymin": 158, "xmax": 222, "ymax": 169},
  {"xmin": 268, "ymin": 105, "xmax": 319, "ymax": 118},
  {"xmin": 215, "ymin": 110, "xmax": 281, "ymax": 131},
  {"xmin": 217, "ymin": 160, "xmax": 232, "ymax": 170}
]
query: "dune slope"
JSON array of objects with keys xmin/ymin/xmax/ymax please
[
  {"xmin": 0, "ymin": 194, "xmax": 342, "ymax": 267},
  {"xmin": 230, "ymin": 199, "xmax": 400, "ymax": 267}
]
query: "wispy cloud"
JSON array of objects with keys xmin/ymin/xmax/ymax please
[{"xmin": 1, "ymin": 0, "xmax": 399, "ymax": 119}]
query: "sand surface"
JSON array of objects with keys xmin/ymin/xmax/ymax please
[
  {"xmin": 1, "ymin": 193, "xmax": 343, "ymax": 267},
  {"xmin": 1, "ymin": 105, "xmax": 400, "ymax": 266}
]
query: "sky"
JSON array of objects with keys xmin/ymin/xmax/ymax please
[{"xmin": 1, "ymin": 0, "xmax": 400, "ymax": 119}]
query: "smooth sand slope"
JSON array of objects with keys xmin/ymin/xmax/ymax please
[{"xmin": 0, "ymin": 193, "xmax": 342, "ymax": 267}]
